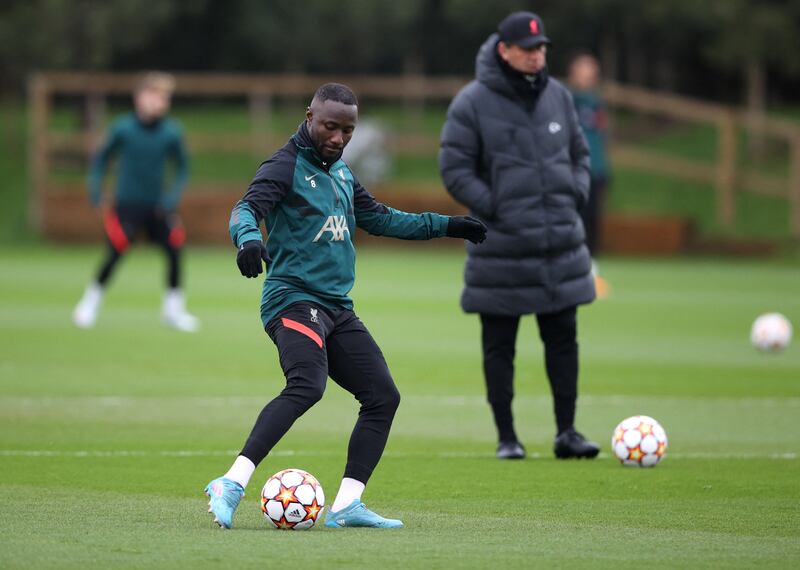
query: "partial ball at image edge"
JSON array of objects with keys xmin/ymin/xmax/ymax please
[{"xmin": 750, "ymin": 313, "xmax": 793, "ymax": 353}]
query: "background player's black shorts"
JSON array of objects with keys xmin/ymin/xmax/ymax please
[{"xmin": 104, "ymin": 203, "xmax": 185, "ymax": 253}]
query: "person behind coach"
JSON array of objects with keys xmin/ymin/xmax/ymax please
[{"xmin": 568, "ymin": 52, "xmax": 612, "ymax": 299}]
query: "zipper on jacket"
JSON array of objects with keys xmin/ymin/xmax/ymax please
[
  {"xmin": 318, "ymin": 157, "xmax": 341, "ymax": 207},
  {"xmin": 326, "ymin": 171, "xmax": 341, "ymax": 206}
]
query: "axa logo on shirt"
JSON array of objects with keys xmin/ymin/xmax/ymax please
[{"xmin": 313, "ymin": 215, "xmax": 350, "ymax": 242}]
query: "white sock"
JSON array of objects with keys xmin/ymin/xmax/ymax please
[
  {"xmin": 163, "ymin": 288, "xmax": 184, "ymax": 315},
  {"xmin": 83, "ymin": 282, "xmax": 104, "ymax": 304},
  {"xmin": 331, "ymin": 477, "xmax": 365, "ymax": 512},
  {"xmin": 74, "ymin": 283, "xmax": 104, "ymax": 327},
  {"xmin": 223, "ymin": 455, "xmax": 256, "ymax": 489}
]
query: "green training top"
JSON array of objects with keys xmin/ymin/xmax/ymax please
[
  {"xmin": 570, "ymin": 90, "xmax": 610, "ymax": 179},
  {"xmin": 229, "ymin": 124, "xmax": 450, "ymax": 327},
  {"xmin": 88, "ymin": 112, "xmax": 189, "ymax": 210}
]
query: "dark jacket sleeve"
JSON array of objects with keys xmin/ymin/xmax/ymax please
[
  {"xmin": 565, "ymin": 90, "xmax": 591, "ymax": 209},
  {"xmin": 438, "ymin": 89, "xmax": 494, "ymax": 219},
  {"xmin": 228, "ymin": 152, "xmax": 293, "ymax": 247},
  {"xmin": 354, "ymin": 179, "xmax": 449, "ymax": 240}
]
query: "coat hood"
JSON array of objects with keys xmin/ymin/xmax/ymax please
[{"xmin": 476, "ymin": 34, "xmax": 514, "ymax": 97}]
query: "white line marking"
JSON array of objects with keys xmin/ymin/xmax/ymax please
[
  {"xmin": 0, "ymin": 449, "xmax": 796, "ymax": 460},
  {"xmin": 3, "ymin": 395, "xmax": 798, "ymax": 407}
]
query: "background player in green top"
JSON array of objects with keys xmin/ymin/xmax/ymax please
[
  {"xmin": 72, "ymin": 72, "xmax": 199, "ymax": 331},
  {"xmin": 205, "ymin": 83, "xmax": 487, "ymax": 529},
  {"xmin": 568, "ymin": 53, "xmax": 611, "ymax": 298}
]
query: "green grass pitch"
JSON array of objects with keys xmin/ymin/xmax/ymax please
[{"xmin": 1, "ymin": 245, "xmax": 799, "ymax": 568}]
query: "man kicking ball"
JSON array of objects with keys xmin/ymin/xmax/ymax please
[{"xmin": 205, "ymin": 83, "xmax": 486, "ymax": 529}]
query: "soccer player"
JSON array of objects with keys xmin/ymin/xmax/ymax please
[
  {"xmin": 205, "ymin": 83, "xmax": 487, "ymax": 529},
  {"xmin": 72, "ymin": 72, "xmax": 199, "ymax": 332},
  {"xmin": 568, "ymin": 53, "xmax": 612, "ymax": 299}
]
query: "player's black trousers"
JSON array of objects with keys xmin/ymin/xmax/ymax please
[
  {"xmin": 96, "ymin": 204, "xmax": 184, "ymax": 288},
  {"xmin": 580, "ymin": 176, "xmax": 608, "ymax": 257},
  {"xmin": 240, "ymin": 302, "xmax": 400, "ymax": 485},
  {"xmin": 480, "ymin": 306, "xmax": 579, "ymax": 441}
]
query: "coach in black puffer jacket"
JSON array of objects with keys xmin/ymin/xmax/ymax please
[{"xmin": 439, "ymin": 11, "xmax": 599, "ymax": 461}]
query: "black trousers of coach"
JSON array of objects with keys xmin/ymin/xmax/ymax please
[
  {"xmin": 240, "ymin": 301, "xmax": 400, "ymax": 485},
  {"xmin": 480, "ymin": 306, "xmax": 579, "ymax": 442}
]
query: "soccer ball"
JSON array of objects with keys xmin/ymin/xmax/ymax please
[
  {"xmin": 750, "ymin": 313, "xmax": 792, "ymax": 353},
  {"xmin": 611, "ymin": 416, "xmax": 668, "ymax": 467},
  {"xmin": 261, "ymin": 468, "xmax": 325, "ymax": 530}
]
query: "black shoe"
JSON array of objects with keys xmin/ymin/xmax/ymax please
[
  {"xmin": 554, "ymin": 428, "xmax": 600, "ymax": 459},
  {"xmin": 496, "ymin": 440, "xmax": 526, "ymax": 459}
]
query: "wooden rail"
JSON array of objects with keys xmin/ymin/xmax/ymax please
[
  {"xmin": 29, "ymin": 72, "xmax": 467, "ymax": 98},
  {"xmin": 28, "ymin": 71, "xmax": 800, "ymax": 238}
]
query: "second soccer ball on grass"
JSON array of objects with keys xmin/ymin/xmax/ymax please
[{"xmin": 612, "ymin": 416, "xmax": 668, "ymax": 467}]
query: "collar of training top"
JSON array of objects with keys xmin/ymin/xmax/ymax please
[{"xmin": 293, "ymin": 121, "xmax": 343, "ymax": 171}]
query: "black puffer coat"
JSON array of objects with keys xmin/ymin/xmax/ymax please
[{"xmin": 439, "ymin": 34, "xmax": 595, "ymax": 315}]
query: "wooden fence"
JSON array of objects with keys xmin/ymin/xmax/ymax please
[{"xmin": 28, "ymin": 71, "xmax": 800, "ymax": 240}]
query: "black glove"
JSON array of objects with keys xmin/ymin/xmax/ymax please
[
  {"xmin": 446, "ymin": 216, "xmax": 487, "ymax": 244},
  {"xmin": 236, "ymin": 240, "xmax": 270, "ymax": 278}
]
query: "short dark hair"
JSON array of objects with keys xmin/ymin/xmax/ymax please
[
  {"xmin": 567, "ymin": 51, "xmax": 599, "ymax": 69},
  {"xmin": 312, "ymin": 83, "xmax": 358, "ymax": 106}
]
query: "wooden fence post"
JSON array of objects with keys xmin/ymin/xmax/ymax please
[
  {"xmin": 402, "ymin": 74, "xmax": 426, "ymax": 128},
  {"xmin": 715, "ymin": 112, "xmax": 737, "ymax": 228},
  {"xmin": 789, "ymin": 134, "xmax": 800, "ymax": 239},
  {"xmin": 85, "ymin": 93, "xmax": 106, "ymax": 152},
  {"xmin": 249, "ymin": 92, "xmax": 272, "ymax": 154},
  {"xmin": 28, "ymin": 74, "xmax": 50, "ymax": 233}
]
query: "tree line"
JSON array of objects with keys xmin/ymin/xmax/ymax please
[{"xmin": 2, "ymin": 0, "xmax": 799, "ymax": 110}]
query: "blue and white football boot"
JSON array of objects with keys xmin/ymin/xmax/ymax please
[
  {"xmin": 324, "ymin": 500, "xmax": 404, "ymax": 529},
  {"xmin": 204, "ymin": 477, "xmax": 245, "ymax": 529}
]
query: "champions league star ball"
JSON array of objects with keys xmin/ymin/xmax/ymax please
[
  {"xmin": 261, "ymin": 469, "xmax": 325, "ymax": 530},
  {"xmin": 750, "ymin": 313, "xmax": 792, "ymax": 353},
  {"xmin": 612, "ymin": 416, "xmax": 668, "ymax": 467}
]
